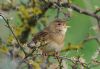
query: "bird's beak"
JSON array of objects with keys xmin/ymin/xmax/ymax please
[{"xmin": 66, "ymin": 26, "xmax": 71, "ymax": 28}]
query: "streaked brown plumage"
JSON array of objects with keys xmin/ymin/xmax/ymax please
[{"xmin": 28, "ymin": 19, "xmax": 70, "ymax": 55}]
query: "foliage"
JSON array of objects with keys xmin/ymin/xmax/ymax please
[{"xmin": 0, "ymin": 0, "xmax": 100, "ymax": 69}]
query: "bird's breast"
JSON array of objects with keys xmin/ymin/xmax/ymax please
[
  {"xmin": 49, "ymin": 33, "xmax": 65, "ymax": 45},
  {"xmin": 47, "ymin": 41, "xmax": 64, "ymax": 52}
]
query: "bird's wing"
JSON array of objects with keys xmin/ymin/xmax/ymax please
[{"xmin": 27, "ymin": 30, "xmax": 49, "ymax": 48}]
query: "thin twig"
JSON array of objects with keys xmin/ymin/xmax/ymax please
[
  {"xmin": 61, "ymin": 3, "xmax": 100, "ymax": 19},
  {"xmin": 0, "ymin": 14, "xmax": 27, "ymax": 55},
  {"xmin": 56, "ymin": 0, "xmax": 60, "ymax": 18},
  {"xmin": 83, "ymin": 35, "xmax": 100, "ymax": 46}
]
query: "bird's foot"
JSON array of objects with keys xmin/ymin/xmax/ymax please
[{"xmin": 42, "ymin": 51, "xmax": 48, "ymax": 59}]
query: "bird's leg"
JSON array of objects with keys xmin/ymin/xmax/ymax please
[
  {"xmin": 54, "ymin": 51, "xmax": 63, "ymax": 69},
  {"xmin": 54, "ymin": 51, "xmax": 59, "ymax": 57},
  {"xmin": 42, "ymin": 51, "xmax": 48, "ymax": 59},
  {"xmin": 54, "ymin": 51, "xmax": 60, "ymax": 62}
]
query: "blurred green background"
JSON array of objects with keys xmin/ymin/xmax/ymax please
[{"xmin": 0, "ymin": 0, "xmax": 100, "ymax": 69}]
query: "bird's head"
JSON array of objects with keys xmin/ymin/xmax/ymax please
[{"xmin": 48, "ymin": 19, "xmax": 70, "ymax": 35}]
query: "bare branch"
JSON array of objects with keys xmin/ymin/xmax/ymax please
[{"xmin": 61, "ymin": 3, "xmax": 100, "ymax": 19}]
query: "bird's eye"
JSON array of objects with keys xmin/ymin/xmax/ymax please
[{"xmin": 57, "ymin": 23, "xmax": 61, "ymax": 25}]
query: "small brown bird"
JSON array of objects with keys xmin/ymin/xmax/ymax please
[{"xmin": 28, "ymin": 19, "xmax": 70, "ymax": 56}]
